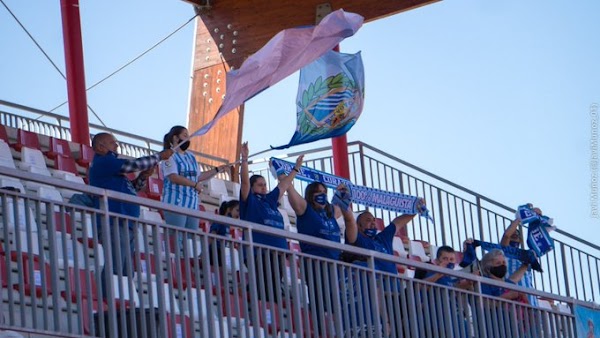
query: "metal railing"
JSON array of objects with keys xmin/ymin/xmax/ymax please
[
  {"xmin": 0, "ymin": 99, "xmax": 229, "ymax": 166},
  {"xmin": 249, "ymin": 141, "xmax": 600, "ymax": 305},
  {"xmin": 0, "ymin": 165, "xmax": 584, "ymax": 337}
]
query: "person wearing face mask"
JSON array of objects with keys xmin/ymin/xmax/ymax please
[
  {"xmin": 285, "ymin": 181, "xmax": 356, "ymax": 259},
  {"xmin": 480, "ymin": 249, "xmax": 530, "ymax": 302},
  {"xmin": 345, "ymin": 203, "xmax": 423, "ymax": 274},
  {"xmin": 416, "ymin": 246, "xmax": 473, "ymax": 288},
  {"xmin": 208, "ymin": 199, "xmax": 240, "ymax": 266},
  {"xmin": 285, "ymin": 181, "xmax": 357, "ymax": 336},
  {"xmin": 161, "ymin": 126, "xmax": 230, "ymax": 251},
  {"xmin": 239, "ymin": 142, "xmax": 302, "ymax": 302},
  {"xmin": 499, "ymin": 205, "xmax": 542, "ymax": 306},
  {"xmin": 89, "ymin": 132, "xmax": 173, "ymax": 294}
]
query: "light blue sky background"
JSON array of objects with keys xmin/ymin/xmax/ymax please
[{"xmin": 2, "ymin": 1, "xmax": 599, "ymax": 244}]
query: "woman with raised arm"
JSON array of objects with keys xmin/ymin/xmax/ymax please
[
  {"xmin": 239, "ymin": 142, "xmax": 302, "ymax": 301},
  {"xmin": 285, "ymin": 181, "xmax": 355, "ymax": 260}
]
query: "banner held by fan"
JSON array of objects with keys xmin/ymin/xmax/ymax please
[
  {"xmin": 180, "ymin": 9, "xmax": 364, "ymax": 145},
  {"xmin": 271, "ymin": 50, "xmax": 365, "ymax": 149}
]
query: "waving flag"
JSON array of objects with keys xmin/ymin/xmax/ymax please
[
  {"xmin": 188, "ymin": 9, "xmax": 364, "ymax": 139},
  {"xmin": 271, "ymin": 50, "xmax": 365, "ymax": 150}
]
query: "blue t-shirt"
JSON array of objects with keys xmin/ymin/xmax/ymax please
[
  {"xmin": 240, "ymin": 187, "xmax": 287, "ymax": 249},
  {"xmin": 481, "ymin": 277, "xmax": 515, "ymax": 297},
  {"xmin": 297, "ymin": 205, "xmax": 341, "ymax": 260},
  {"xmin": 351, "ymin": 223, "xmax": 397, "ymax": 274},
  {"xmin": 89, "ymin": 152, "xmax": 140, "ymax": 217},
  {"xmin": 210, "ymin": 222, "xmax": 229, "ymax": 236}
]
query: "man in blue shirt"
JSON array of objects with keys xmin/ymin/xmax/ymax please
[
  {"xmin": 346, "ymin": 209, "xmax": 419, "ymax": 274},
  {"xmin": 345, "ymin": 208, "xmax": 420, "ymax": 336},
  {"xmin": 89, "ymin": 133, "xmax": 173, "ymax": 287}
]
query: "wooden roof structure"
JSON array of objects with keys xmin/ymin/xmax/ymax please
[{"xmin": 184, "ymin": 0, "xmax": 439, "ymax": 165}]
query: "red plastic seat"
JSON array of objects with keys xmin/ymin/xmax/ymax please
[
  {"xmin": 75, "ymin": 143, "xmax": 94, "ymax": 168},
  {"xmin": 55, "ymin": 155, "xmax": 78, "ymax": 174},
  {"xmin": 166, "ymin": 313, "xmax": 192, "ymax": 338},
  {"xmin": 145, "ymin": 177, "xmax": 163, "ymax": 201},
  {"xmin": 0, "ymin": 255, "xmax": 8, "ymax": 288},
  {"xmin": 13, "ymin": 254, "xmax": 52, "ymax": 297},
  {"xmin": 0, "ymin": 125, "xmax": 9, "ymax": 143},
  {"xmin": 45, "ymin": 137, "xmax": 73, "ymax": 159},
  {"xmin": 199, "ymin": 204, "xmax": 209, "ymax": 232},
  {"xmin": 12, "ymin": 129, "xmax": 41, "ymax": 151},
  {"xmin": 289, "ymin": 241, "xmax": 301, "ymax": 253}
]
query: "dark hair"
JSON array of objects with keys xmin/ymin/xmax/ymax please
[
  {"xmin": 356, "ymin": 211, "xmax": 372, "ymax": 227},
  {"xmin": 219, "ymin": 199, "xmax": 239, "ymax": 216},
  {"xmin": 91, "ymin": 132, "xmax": 111, "ymax": 150},
  {"xmin": 436, "ymin": 245, "xmax": 456, "ymax": 260},
  {"xmin": 163, "ymin": 125, "xmax": 186, "ymax": 150},
  {"xmin": 249, "ymin": 175, "xmax": 264, "ymax": 189},
  {"xmin": 304, "ymin": 182, "xmax": 333, "ymax": 218}
]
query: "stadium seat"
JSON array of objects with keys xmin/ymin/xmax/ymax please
[
  {"xmin": 0, "ymin": 178, "xmax": 24, "ymax": 192},
  {"xmin": 0, "ymin": 255, "xmax": 8, "ymax": 288},
  {"xmin": 0, "ymin": 197, "xmax": 39, "ymax": 231},
  {"xmin": 0, "ymin": 140, "xmax": 16, "ymax": 169},
  {"xmin": 184, "ymin": 288, "xmax": 231, "ymax": 337},
  {"xmin": 112, "ymin": 274, "xmax": 140, "ymax": 308},
  {"xmin": 140, "ymin": 208, "xmax": 165, "ymax": 224},
  {"xmin": 60, "ymin": 268, "xmax": 103, "ymax": 334},
  {"xmin": 198, "ymin": 204, "xmax": 209, "ymax": 232},
  {"xmin": 289, "ymin": 241, "xmax": 301, "ymax": 253},
  {"xmin": 145, "ymin": 177, "xmax": 163, "ymax": 201},
  {"xmin": 0, "ymin": 125, "xmax": 9, "ymax": 144},
  {"xmin": 75, "ymin": 143, "xmax": 94, "ymax": 169},
  {"xmin": 12, "ymin": 129, "xmax": 41, "ymax": 152},
  {"xmin": 203, "ymin": 178, "xmax": 229, "ymax": 204},
  {"xmin": 166, "ymin": 313, "xmax": 192, "ymax": 338},
  {"xmin": 409, "ymin": 240, "xmax": 430, "ymax": 262},
  {"xmin": 53, "ymin": 155, "xmax": 78, "ymax": 175},
  {"xmin": 18, "ymin": 147, "xmax": 51, "ymax": 177},
  {"xmin": 53, "ymin": 232, "xmax": 86, "ymax": 268},
  {"xmin": 392, "ymin": 237, "xmax": 408, "ymax": 258},
  {"xmin": 45, "ymin": 137, "xmax": 72, "ymax": 159},
  {"xmin": 143, "ymin": 281, "xmax": 180, "ymax": 314},
  {"xmin": 12, "ymin": 255, "xmax": 53, "ymax": 297},
  {"xmin": 0, "ymin": 231, "xmax": 41, "ymax": 257}
]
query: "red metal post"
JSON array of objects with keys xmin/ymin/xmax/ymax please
[
  {"xmin": 331, "ymin": 45, "xmax": 350, "ymax": 179},
  {"xmin": 60, "ymin": 0, "xmax": 90, "ymax": 145}
]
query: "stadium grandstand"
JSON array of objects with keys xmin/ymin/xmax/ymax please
[
  {"xmin": 0, "ymin": 99, "xmax": 598, "ymax": 337},
  {"xmin": 1, "ymin": 0, "xmax": 599, "ymax": 337}
]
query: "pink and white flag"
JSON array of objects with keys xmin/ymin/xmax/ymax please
[{"xmin": 189, "ymin": 9, "xmax": 364, "ymax": 138}]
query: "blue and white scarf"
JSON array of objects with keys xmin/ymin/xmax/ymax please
[
  {"xmin": 516, "ymin": 204, "xmax": 556, "ymax": 257},
  {"xmin": 271, "ymin": 157, "xmax": 432, "ymax": 220},
  {"xmin": 469, "ymin": 240, "xmax": 543, "ymax": 273}
]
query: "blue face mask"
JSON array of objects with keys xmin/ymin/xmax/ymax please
[
  {"xmin": 314, "ymin": 194, "xmax": 328, "ymax": 206},
  {"xmin": 446, "ymin": 263, "xmax": 455, "ymax": 270},
  {"xmin": 509, "ymin": 241, "xmax": 520, "ymax": 248},
  {"xmin": 364, "ymin": 228, "xmax": 377, "ymax": 238}
]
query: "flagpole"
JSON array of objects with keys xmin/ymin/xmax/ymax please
[{"xmin": 330, "ymin": 45, "xmax": 351, "ymax": 179}]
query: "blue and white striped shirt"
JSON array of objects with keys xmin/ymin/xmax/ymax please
[
  {"xmin": 507, "ymin": 256, "xmax": 538, "ymax": 306},
  {"xmin": 160, "ymin": 151, "xmax": 200, "ymax": 210}
]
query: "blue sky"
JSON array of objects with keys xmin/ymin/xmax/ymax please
[{"xmin": 2, "ymin": 0, "xmax": 600, "ymax": 245}]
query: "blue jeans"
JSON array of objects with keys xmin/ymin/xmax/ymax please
[{"xmin": 163, "ymin": 210, "xmax": 199, "ymax": 253}]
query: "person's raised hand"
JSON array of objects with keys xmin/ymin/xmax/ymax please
[
  {"xmin": 241, "ymin": 142, "xmax": 249, "ymax": 160},
  {"xmin": 294, "ymin": 155, "xmax": 304, "ymax": 171}
]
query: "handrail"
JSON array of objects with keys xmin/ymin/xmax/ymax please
[{"xmin": 0, "ymin": 99, "xmax": 229, "ymax": 164}]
